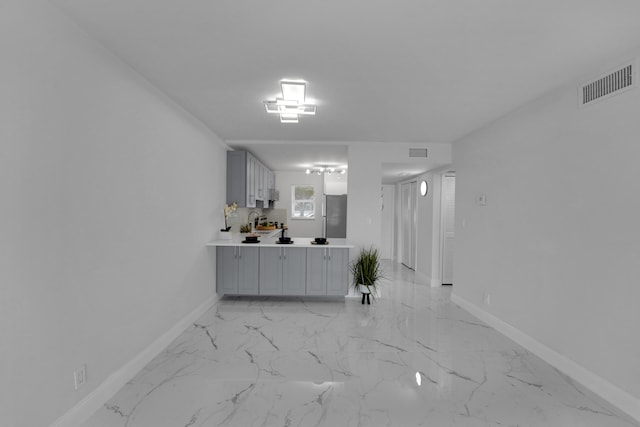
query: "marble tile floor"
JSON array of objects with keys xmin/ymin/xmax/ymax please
[{"xmin": 83, "ymin": 261, "xmax": 638, "ymax": 427}]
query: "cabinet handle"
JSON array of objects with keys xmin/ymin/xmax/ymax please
[
  {"xmin": 283, "ymin": 248, "xmax": 286, "ymax": 260},
  {"xmin": 279, "ymin": 248, "xmax": 282, "ymax": 260}
]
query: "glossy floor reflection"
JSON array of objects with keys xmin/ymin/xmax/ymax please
[{"xmin": 83, "ymin": 261, "xmax": 638, "ymax": 426}]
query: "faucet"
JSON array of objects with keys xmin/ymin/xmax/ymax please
[{"xmin": 248, "ymin": 210, "xmax": 260, "ymax": 229}]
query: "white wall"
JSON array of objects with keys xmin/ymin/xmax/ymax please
[
  {"xmin": 273, "ymin": 171, "xmax": 323, "ymax": 237},
  {"xmin": 452, "ymin": 53, "xmax": 640, "ymax": 418},
  {"xmin": 413, "ymin": 172, "xmax": 439, "ymax": 285},
  {"xmin": 0, "ymin": 2, "xmax": 226, "ymax": 426}
]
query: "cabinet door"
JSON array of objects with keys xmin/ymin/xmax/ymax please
[
  {"xmin": 216, "ymin": 246, "xmax": 238, "ymax": 295},
  {"xmin": 247, "ymin": 156, "xmax": 256, "ymax": 207},
  {"xmin": 226, "ymin": 151, "xmax": 247, "ymax": 207},
  {"xmin": 258, "ymin": 165, "xmax": 265, "ymax": 200},
  {"xmin": 237, "ymin": 246, "xmax": 259, "ymax": 294},
  {"xmin": 306, "ymin": 248, "xmax": 327, "ymax": 295},
  {"xmin": 256, "ymin": 163, "xmax": 264, "ymax": 201},
  {"xmin": 259, "ymin": 247, "xmax": 283, "ymax": 295},
  {"xmin": 268, "ymin": 170, "xmax": 275, "ymax": 189},
  {"xmin": 326, "ymin": 248, "xmax": 349, "ymax": 295},
  {"xmin": 262, "ymin": 167, "xmax": 270, "ymax": 199},
  {"xmin": 282, "ymin": 247, "xmax": 306, "ymax": 295}
]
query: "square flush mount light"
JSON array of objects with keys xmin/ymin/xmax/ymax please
[{"xmin": 264, "ymin": 80, "xmax": 317, "ymax": 123}]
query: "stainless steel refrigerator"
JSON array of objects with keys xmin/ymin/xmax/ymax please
[{"xmin": 323, "ymin": 194, "xmax": 347, "ymax": 238}]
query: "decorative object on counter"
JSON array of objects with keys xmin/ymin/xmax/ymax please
[
  {"xmin": 256, "ymin": 223, "xmax": 276, "ymax": 230},
  {"xmin": 239, "ymin": 224, "xmax": 252, "ymax": 233},
  {"xmin": 350, "ymin": 246, "xmax": 384, "ymax": 304},
  {"xmin": 277, "ymin": 236, "xmax": 293, "ymax": 244},
  {"xmin": 221, "ymin": 202, "xmax": 238, "ymax": 232},
  {"xmin": 242, "ymin": 234, "xmax": 260, "ymax": 244},
  {"xmin": 313, "ymin": 237, "xmax": 327, "ymax": 245}
]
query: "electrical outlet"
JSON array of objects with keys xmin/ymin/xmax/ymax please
[
  {"xmin": 483, "ymin": 293, "xmax": 491, "ymax": 305},
  {"xmin": 74, "ymin": 365, "xmax": 87, "ymax": 390}
]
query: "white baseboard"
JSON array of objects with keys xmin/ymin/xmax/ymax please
[
  {"xmin": 50, "ymin": 295, "xmax": 217, "ymax": 427},
  {"xmin": 451, "ymin": 293, "xmax": 640, "ymax": 424}
]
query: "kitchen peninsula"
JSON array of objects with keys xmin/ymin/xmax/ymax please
[{"xmin": 207, "ymin": 236, "xmax": 354, "ymax": 296}]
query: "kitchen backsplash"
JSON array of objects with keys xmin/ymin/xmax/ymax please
[{"xmin": 227, "ymin": 208, "xmax": 288, "ymax": 231}]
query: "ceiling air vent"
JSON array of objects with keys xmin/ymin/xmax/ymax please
[
  {"xmin": 580, "ymin": 61, "xmax": 635, "ymax": 106},
  {"xmin": 409, "ymin": 148, "xmax": 428, "ymax": 158}
]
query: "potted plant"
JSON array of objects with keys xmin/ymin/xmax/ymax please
[
  {"xmin": 350, "ymin": 246, "xmax": 384, "ymax": 304},
  {"xmin": 218, "ymin": 202, "xmax": 237, "ymax": 240}
]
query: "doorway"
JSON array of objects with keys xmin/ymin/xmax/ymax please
[{"xmin": 440, "ymin": 173, "xmax": 456, "ymax": 285}]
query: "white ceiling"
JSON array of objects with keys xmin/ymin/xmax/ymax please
[{"xmin": 51, "ymin": 0, "xmax": 640, "ymax": 182}]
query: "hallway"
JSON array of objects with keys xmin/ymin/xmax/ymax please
[{"xmin": 83, "ymin": 262, "xmax": 638, "ymax": 426}]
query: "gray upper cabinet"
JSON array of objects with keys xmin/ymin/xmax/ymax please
[
  {"xmin": 227, "ymin": 150, "xmax": 275, "ymax": 208},
  {"xmin": 216, "ymin": 246, "xmax": 259, "ymax": 295},
  {"xmin": 226, "ymin": 150, "xmax": 252, "ymax": 208}
]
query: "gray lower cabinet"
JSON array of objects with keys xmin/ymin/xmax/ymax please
[
  {"xmin": 306, "ymin": 247, "xmax": 349, "ymax": 296},
  {"xmin": 217, "ymin": 246, "xmax": 348, "ymax": 296},
  {"xmin": 282, "ymin": 247, "xmax": 307, "ymax": 295},
  {"xmin": 216, "ymin": 246, "xmax": 259, "ymax": 295},
  {"xmin": 260, "ymin": 247, "xmax": 306, "ymax": 295}
]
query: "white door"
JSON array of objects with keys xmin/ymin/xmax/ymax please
[
  {"xmin": 380, "ymin": 185, "xmax": 395, "ymax": 259},
  {"xmin": 441, "ymin": 174, "xmax": 456, "ymax": 285},
  {"xmin": 401, "ymin": 181, "xmax": 417, "ymax": 269}
]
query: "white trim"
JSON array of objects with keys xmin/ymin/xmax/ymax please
[
  {"xmin": 49, "ymin": 295, "xmax": 217, "ymax": 427},
  {"xmin": 451, "ymin": 293, "xmax": 640, "ymax": 424}
]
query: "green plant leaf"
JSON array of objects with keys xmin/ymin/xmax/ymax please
[{"xmin": 350, "ymin": 246, "xmax": 385, "ymax": 299}]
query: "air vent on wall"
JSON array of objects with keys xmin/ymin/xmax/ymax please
[
  {"xmin": 409, "ymin": 148, "xmax": 428, "ymax": 158},
  {"xmin": 580, "ymin": 61, "xmax": 635, "ymax": 106}
]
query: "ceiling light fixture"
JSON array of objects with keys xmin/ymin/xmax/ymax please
[
  {"xmin": 264, "ymin": 80, "xmax": 317, "ymax": 124},
  {"xmin": 305, "ymin": 165, "xmax": 346, "ymax": 175}
]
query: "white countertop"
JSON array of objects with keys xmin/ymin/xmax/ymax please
[{"xmin": 207, "ymin": 234, "xmax": 355, "ymax": 248}]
